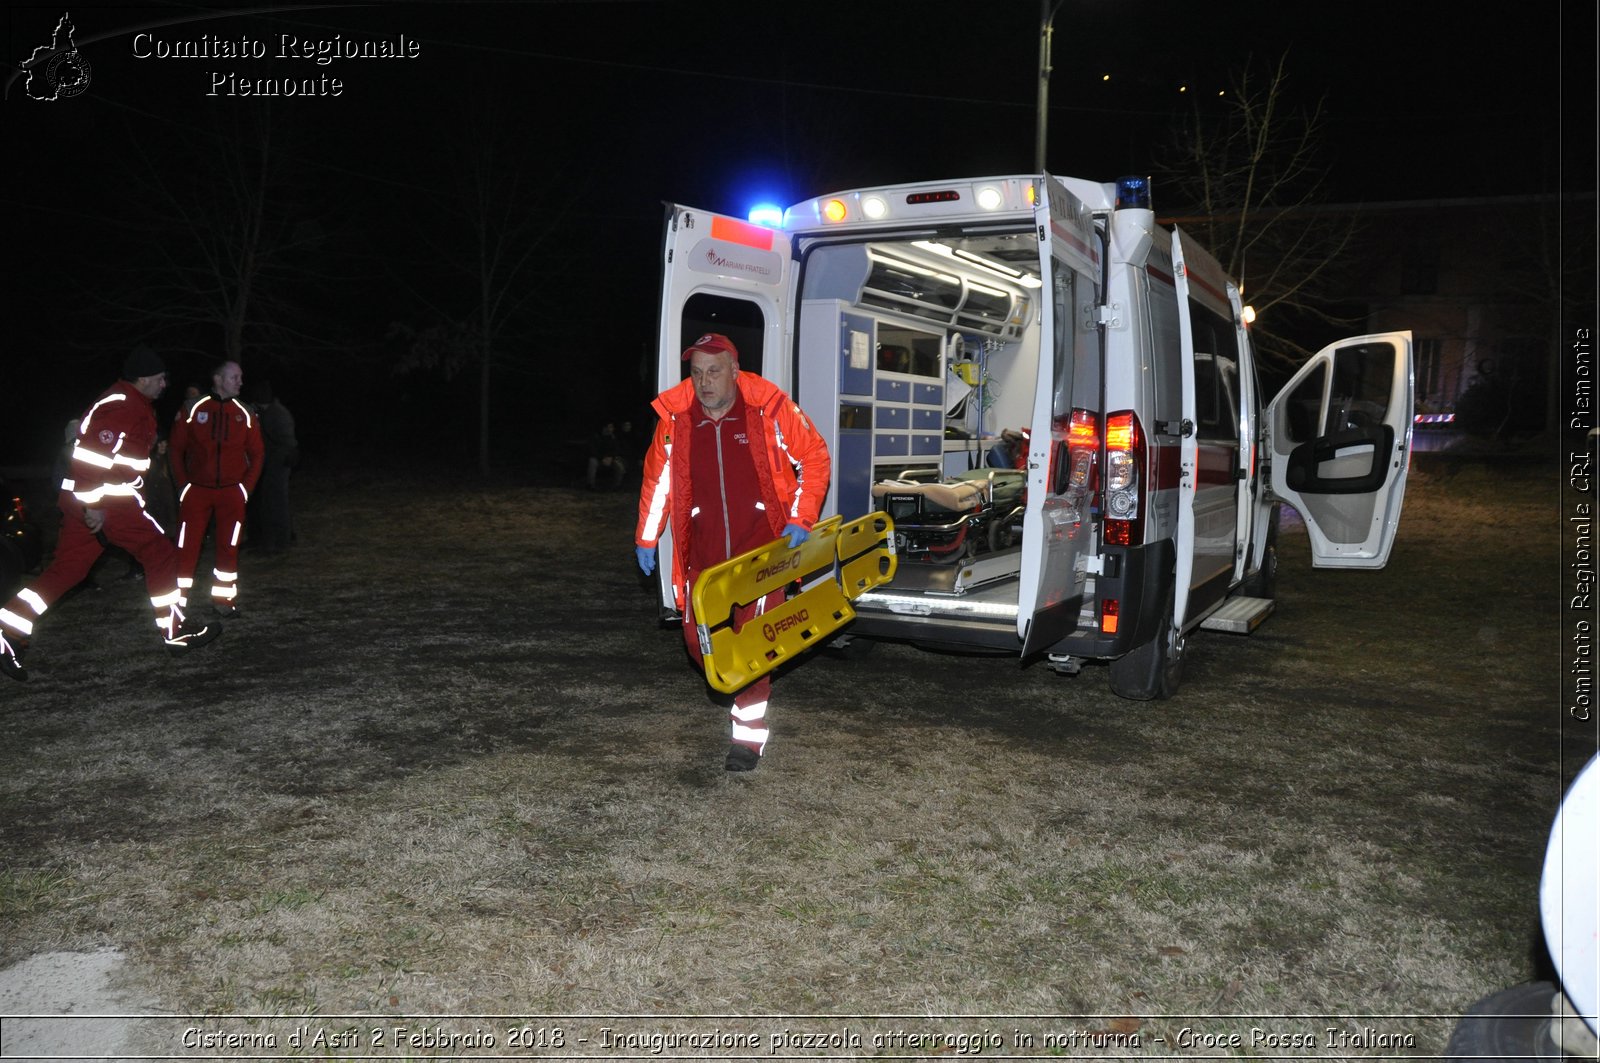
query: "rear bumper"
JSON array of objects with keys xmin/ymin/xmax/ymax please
[
  {"xmin": 1041, "ymin": 538, "xmax": 1173, "ymax": 660},
  {"xmin": 847, "ymin": 606, "xmax": 1024, "ymax": 653}
]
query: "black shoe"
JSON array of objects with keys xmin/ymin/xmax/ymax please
[
  {"xmin": 214, "ymin": 605, "xmax": 240, "ymax": 619},
  {"xmin": 165, "ymin": 621, "xmax": 222, "ymax": 655},
  {"xmin": 724, "ymin": 744, "xmax": 760, "ymax": 772},
  {"xmin": 0, "ymin": 633, "xmax": 27, "ymax": 683}
]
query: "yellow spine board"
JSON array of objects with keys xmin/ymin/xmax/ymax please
[{"xmin": 691, "ymin": 512, "xmax": 897, "ymax": 694}]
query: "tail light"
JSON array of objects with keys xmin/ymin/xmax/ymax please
[
  {"xmin": 1104, "ymin": 410, "xmax": 1144, "ymax": 546},
  {"xmin": 1066, "ymin": 409, "xmax": 1098, "ymax": 489}
]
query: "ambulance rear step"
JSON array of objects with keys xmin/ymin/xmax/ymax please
[{"xmin": 1198, "ymin": 595, "xmax": 1275, "ymax": 634}]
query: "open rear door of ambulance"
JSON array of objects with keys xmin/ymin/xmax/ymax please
[
  {"xmin": 1020, "ymin": 177, "xmax": 1101, "ymax": 655},
  {"xmin": 1263, "ymin": 331, "xmax": 1413, "ymax": 568},
  {"xmin": 649, "ymin": 205, "xmax": 795, "ymax": 615}
]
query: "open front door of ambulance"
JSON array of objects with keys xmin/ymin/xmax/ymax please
[
  {"xmin": 1264, "ymin": 331, "xmax": 1413, "ymax": 568},
  {"xmin": 1019, "ymin": 177, "xmax": 1100, "ymax": 655},
  {"xmin": 1170, "ymin": 230, "xmax": 1251, "ymax": 622},
  {"xmin": 650, "ymin": 204, "xmax": 794, "ymax": 614}
]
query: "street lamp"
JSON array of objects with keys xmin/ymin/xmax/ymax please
[{"xmin": 1034, "ymin": 0, "xmax": 1067, "ymax": 172}]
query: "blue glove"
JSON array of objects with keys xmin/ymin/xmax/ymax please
[
  {"xmin": 782, "ymin": 523, "xmax": 810, "ymax": 549},
  {"xmin": 636, "ymin": 546, "xmax": 656, "ymax": 575}
]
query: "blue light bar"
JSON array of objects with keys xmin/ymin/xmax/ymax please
[
  {"xmin": 747, "ymin": 203, "xmax": 784, "ymax": 228},
  {"xmin": 1115, "ymin": 175, "xmax": 1152, "ymax": 210}
]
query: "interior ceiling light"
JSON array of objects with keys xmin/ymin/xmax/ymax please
[
  {"xmin": 913, "ymin": 240, "xmax": 1039, "ymax": 291},
  {"xmin": 953, "ymin": 247, "xmax": 1022, "ymax": 278},
  {"xmin": 879, "ymin": 253, "xmax": 959, "ymax": 285}
]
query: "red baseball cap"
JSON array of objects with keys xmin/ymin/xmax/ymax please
[{"xmin": 681, "ymin": 332, "xmax": 739, "ymax": 362}]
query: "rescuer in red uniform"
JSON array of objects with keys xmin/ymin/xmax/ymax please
[
  {"xmin": 635, "ymin": 333, "xmax": 831, "ymax": 771},
  {"xmin": 1, "ymin": 347, "xmax": 222, "ymax": 682},
  {"xmin": 170, "ymin": 360, "xmax": 264, "ymax": 617}
]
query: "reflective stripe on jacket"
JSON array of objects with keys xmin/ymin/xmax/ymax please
[
  {"xmin": 171, "ymin": 395, "xmax": 264, "ymax": 495},
  {"xmin": 62, "ymin": 382, "xmax": 158, "ymax": 508},
  {"xmin": 635, "ymin": 372, "xmax": 830, "ymax": 609}
]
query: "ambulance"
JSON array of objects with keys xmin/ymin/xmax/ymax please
[{"xmin": 653, "ymin": 174, "xmax": 1412, "ymax": 699}]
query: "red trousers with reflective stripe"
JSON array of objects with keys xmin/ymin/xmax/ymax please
[
  {"xmin": 177, "ymin": 483, "xmax": 247, "ymax": 606},
  {"xmin": 0, "ymin": 493, "xmax": 181, "ymax": 642},
  {"xmin": 681, "ymin": 580, "xmax": 783, "ymax": 756}
]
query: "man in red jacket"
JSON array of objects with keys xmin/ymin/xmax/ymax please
[
  {"xmin": 635, "ymin": 333, "xmax": 831, "ymax": 772},
  {"xmin": 170, "ymin": 360, "xmax": 264, "ymax": 618},
  {"xmin": 1, "ymin": 347, "xmax": 221, "ymax": 682}
]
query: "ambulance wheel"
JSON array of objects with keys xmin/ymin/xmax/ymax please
[
  {"xmin": 987, "ymin": 519, "xmax": 1014, "ymax": 553},
  {"xmin": 1443, "ymin": 981, "xmax": 1561, "ymax": 1060},
  {"xmin": 1109, "ymin": 580, "xmax": 1185, "ymax": 701},
  {"xmin": 1239, "ymin": 505, "xmax": 1280, "ymax": 599}
]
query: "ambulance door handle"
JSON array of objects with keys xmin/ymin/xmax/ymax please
[{"xmin": 1157, "ymin": 419, "xmax": 1194, "ymax": 438}]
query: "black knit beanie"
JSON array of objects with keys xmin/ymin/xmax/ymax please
[{"xmin": 122, "ymin": 345, "xmax": 166, "ymax": 381}]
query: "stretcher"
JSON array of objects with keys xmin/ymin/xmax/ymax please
[
  {"xmin": 691, "ymin": 511, "xmax": 897, "ymax": 694},
  {"xmin": 871, "ymin": 468, "xmax": 1025, "ymax": 559}
]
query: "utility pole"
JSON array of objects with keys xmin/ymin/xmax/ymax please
[{"xmin": 1034, "ymin": 0, "xmax": 1064, "ymax": 172}]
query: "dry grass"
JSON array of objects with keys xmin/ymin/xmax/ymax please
[{"xmin": 0, "ymin": 461, "xmax": 1575, "ymax": 1056}]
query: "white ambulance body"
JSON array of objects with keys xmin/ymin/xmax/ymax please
[{"xmin": 654, "ymin": 174, "xmax": 1412, "ymax": 699}]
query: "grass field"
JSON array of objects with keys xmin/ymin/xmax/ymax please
[{"xmin": 0, "ymin": 460, "xmax": 1583, "ymax": 1058}]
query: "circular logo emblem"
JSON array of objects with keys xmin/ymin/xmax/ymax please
[
  {"xmin": 762, "ymin": 622, "xmax": 776, "ymax": 642},
  {"xmin": 46, "ymin": 51, "xmax": 91, "ymax": 98}
]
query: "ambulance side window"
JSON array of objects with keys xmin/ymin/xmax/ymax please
[
  {"xmin": 681, "ymin": 293, "xmax": 763, "ymax": 377},
  {"xmin": 1188, "ymin": 301, "xmax": 1240, "ymax": 443},
  {"xmin": 1280, "ymin": 363, "xmax": 1328, "ymax": 444},
  {"xmin": 1325, "ymin": 343, "xmax": 1394, "ymax": 433}
]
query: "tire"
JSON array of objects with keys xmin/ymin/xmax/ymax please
[
  {"xmin": 1109, "ymin": 578, "xmax": 1185, "ymax": 700},
  {"xmin": 1239, "ymin": 504, "xmax": 1280, "ymax": 599},
  {"xmin": 986, "ymin": 517, "xmax": 1014, "ymax": 553},
  {"xmin": 1443, "ymin": 981, "xmax": 1562, "ymax": 1061}
]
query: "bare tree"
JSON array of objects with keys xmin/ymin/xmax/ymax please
[
  {"xmin": 92, "ymin": 106, "xmax": 337, "ymax": 370},
  {"xmin": 1157, "ymin": 52, "xmax": 1361, "ymax": 368},
  {"xmin": 1456, "ymin": 194, "xmax": 1596, "ymax": 443},
  {"xmin": 388, "ymin": 109, "xmax": 574, "ymax": 476}
]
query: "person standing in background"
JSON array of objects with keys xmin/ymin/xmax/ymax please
[
  {"xmin": 170, "ymin": 361, "xmax": 262, "ymax": 617},
  {"xmin": 246, "ymin": 380, "xmax": 298, "ymax": 555}
]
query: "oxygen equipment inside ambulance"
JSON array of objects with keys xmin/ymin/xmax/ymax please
[{"xmin": 656, "ymin": 175, "xmax": 1412, "ymax": 701}]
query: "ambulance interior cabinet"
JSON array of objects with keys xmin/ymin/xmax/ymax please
[{"xmin": 873, "ymin": 323, "xmax": 944, "ymax": 475}]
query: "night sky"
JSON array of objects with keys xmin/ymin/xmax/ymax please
[{"xmin": 2, "ymin": 1, "xmax": 1589, "ymax": 473}]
